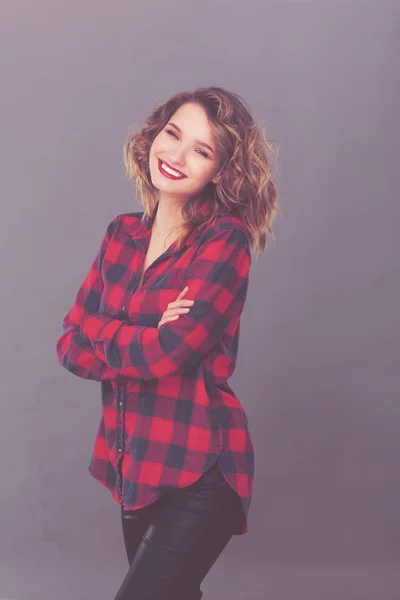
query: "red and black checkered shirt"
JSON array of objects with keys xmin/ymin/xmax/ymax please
[{"xmin": 56, "ymin": 210, "xmax": 255, "ymax": 534}]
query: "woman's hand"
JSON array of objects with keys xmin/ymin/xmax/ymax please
[{"xmin": 157, "ymin": 286, "xmax": 195, "ymax": 328}]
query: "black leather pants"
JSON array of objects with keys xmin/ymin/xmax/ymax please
[{"xmin": 112, "ymin": 462, "xmax": 243, "ymax": 600}]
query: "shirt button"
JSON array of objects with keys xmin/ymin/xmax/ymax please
[
  {"xmin": 119, "ymin": 401, "xmax": 123, "ymax": 408},
  {"xmin": 118, "ymin": 448, "xmax": 122, "ymax": 452},
  {"xmin": 122, "ymin": 304, "xmax": 126, "ymax": 312}
]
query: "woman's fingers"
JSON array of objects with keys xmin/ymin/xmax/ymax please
[
  {"xmin": 157, "ymin": 306, "xmax": 191, "ymax": 328},
  {"xmin": 166, "ymin": 306, "xmax": 191, "ymax": 316},
  {"xmin": 157, "ymin": 287, "xmax": 194, "ymax": 328},
  {"xmin": 177, "ymin": 286, "xmax": 189, "ymax": 299},
  {"xmin": 167, "ymin": 287, "xmax": 194, "ymax": 310},
  {"xmin": 158, "ymin": 314, "xmax": 179, "ymax": 328}
]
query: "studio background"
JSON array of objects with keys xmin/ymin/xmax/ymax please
[{"xmin": 1, "ymin": 1, "xmax": 399, "ymax": 599}]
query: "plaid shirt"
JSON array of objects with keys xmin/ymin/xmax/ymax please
[{"xmin": 56, "ymin": 210, "xmax": 255, "ymax": 534}]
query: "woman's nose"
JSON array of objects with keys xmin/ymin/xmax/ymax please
[{"xmin": 168, "ymin": 147, "xmax": 187, "ymax": 166}]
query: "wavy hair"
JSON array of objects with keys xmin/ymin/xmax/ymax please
[{"xmin": 123, "ymin": 86, "xmax": 281, "ymax": 258}]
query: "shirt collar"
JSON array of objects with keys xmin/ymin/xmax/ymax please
[{"xmin": 124, "ymin": 210, "xmax": 200, "ymax": 253}]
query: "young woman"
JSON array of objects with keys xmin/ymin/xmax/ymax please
[{"xmin": 56, "ymin": 86, "xmax": 280, "ymax": 600}]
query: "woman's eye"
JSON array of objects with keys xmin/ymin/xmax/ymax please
[{"xmin": 165, "ymin": 129, "xmax": 208, "ymax": 158}]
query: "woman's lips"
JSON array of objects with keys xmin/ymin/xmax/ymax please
[{"xmin": 158, "ymin": 158, "xmax": 187, "ymax": 180}]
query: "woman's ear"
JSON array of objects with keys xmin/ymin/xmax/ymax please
[{"xmin": 212, "ymin": 171, "xmax": 222, "ymax": 185}]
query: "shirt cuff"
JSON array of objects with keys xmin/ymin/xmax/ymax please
[{"xmin": 80, "ymin": 314, "xmax": 123, "ymax": 343}]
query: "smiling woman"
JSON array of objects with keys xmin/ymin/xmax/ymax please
[
  {"xmin": 146, "ymin": 102, "xmax": 225, "ymax": 215},
  {"xmin": 57, "ymin": 85, "xmax": 280, "ymax": 600}
]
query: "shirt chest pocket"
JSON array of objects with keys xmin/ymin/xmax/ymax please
[
  {"xmin": 153, "ymin": 287, "xmax": 185, "ymax": 316},
  {"xmin": 125, "ymin": 287, "xmax": 184, "ymax": 327}
]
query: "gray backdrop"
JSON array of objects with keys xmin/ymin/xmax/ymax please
[{"xmin": 1, "ymin": 1, "xmax": 399, "ymax": 599}]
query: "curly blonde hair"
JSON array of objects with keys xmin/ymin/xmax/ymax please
[{"xmin": 123, "ymin": 86, "xmax": 281, "ymax": 258}]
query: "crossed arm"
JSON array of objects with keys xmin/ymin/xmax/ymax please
[{"xmin": 56, "ymin": 218, "xmax": 251, "ymax": 382}]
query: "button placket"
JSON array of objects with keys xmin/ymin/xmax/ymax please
[
  {"xmin": 116, "ymin": 384, "xmax": 126, "ymax": 454},
  {"xmin": 117, "ymin": 385, "xmax": 125, "ymax": 411}
]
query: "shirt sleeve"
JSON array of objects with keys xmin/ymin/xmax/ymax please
[
  {"xmin": 79, "ymin": 225, "xmax": 251, "ymax": 380},
  {"xmin": 56, "ymin": 214, "xmax": 122, "ymax": 381}
]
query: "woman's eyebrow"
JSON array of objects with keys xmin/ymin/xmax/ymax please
[{"xmin": 167, "ymin": 122, "xmax": 215, "ymax": 155}]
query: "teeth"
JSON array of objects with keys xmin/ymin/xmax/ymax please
[{"xmin": 161, "ymin": 161, "xmax": 184, "ymax": 178}]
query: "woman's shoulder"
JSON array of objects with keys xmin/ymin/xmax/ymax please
[
  {"xmin": 104, "ymin": 211, "xmax": 145, "ymax": 241},
  {"xmin": 214, "ymin": 214, "xmax": 248, "ymax": 234},
  {"xmin": 198, "ymin": 214, "xmax": 250, "ymax": 248},
  {"xmin": 114, "ymin": 211, "xmax": 144, "ymax": 227}
]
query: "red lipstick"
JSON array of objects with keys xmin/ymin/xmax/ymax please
[{"xmin": 158, "ymin": 158, "xmax": 187, "ymax": 180}]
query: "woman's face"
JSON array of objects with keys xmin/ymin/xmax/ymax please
[{"xmin": 149, "ymin": 102, "xmax": 223, "ymax": 202}]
